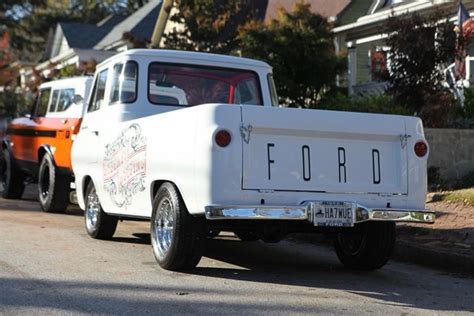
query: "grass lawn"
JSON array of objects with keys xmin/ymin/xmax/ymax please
[{"xmin": 430, "ymin": 188, "xmax": 474, "ymax": 206}]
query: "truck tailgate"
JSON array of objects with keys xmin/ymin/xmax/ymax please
[{"xmin": 241, "ymin": 106, "xmax": 408, "ymax": 195}]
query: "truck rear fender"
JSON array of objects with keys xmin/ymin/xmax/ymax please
[
  {"xmin": 149, "ymin": 179, "xmax": 190, "ymax": 213},
  {"xmin": 37, "ymin": 145, "xmax": 55, "ymax": 166},
  {"xmin": 404, "ymin": 116, "xmax": 429, "ymax": 208},
  {"xmin": 192, "ymin": 104, "xmax": 243, "ymax": 213}
]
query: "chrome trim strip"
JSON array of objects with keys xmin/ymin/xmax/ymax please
[
  {"xmin": 354, "ymin": 206, "xmax": 435, "ymax": 224},
  {"xmin": 205, "ymin": 202, "xmax": 435, "ymax": 224},
  {"xmin": 205, "ymin": 205, "xmax": 309, "ymax": 220}
]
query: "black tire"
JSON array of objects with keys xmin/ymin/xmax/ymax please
[
  {"xmin": 151, "ymin": 182, "xmax": 205, "ymax": 271},
  {"xmin": 38, "ymin": 154, "xmax": 70, "ymax": 213},
  {"xmin": 84, "ymin": 181, "xmax": 118, "ymax": 239},
  {"xmin": 0, "ymin": 148, "xmax": 25, "ymax": 199},
  {"xmin": 235, "ymin": 232, "xmax": 260, "ymax": 242},
  {"xmin": 334, "ymin": 222, "xmax": 396, "ymax": 271},
  {"xmin": 206, "ymin": 229, "xmax": 220, "ymax": 238}
]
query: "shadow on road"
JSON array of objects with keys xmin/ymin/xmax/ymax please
[
  {"xmin": 0, "ymin": 233, "xmax": 472, "ymax": 313},
  {"xmin": 0, "ymin": 184, "xmax": 83, "ymax": 216},
  {"xmin": 111, "ymin": 233, "xmax": 151, "ymax": 245},
  {"xmin": 192, "ymin": 238, "xmax": 472, "ymax": 313},
  {"xmin": 1, "ymin": 190, "xmax": 472, "ymax": 313},
  {"xmin": 106, "ymin": 233, "xmax": 474, "ymax": 313}
]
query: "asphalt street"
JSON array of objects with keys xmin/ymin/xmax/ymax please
[{"xmin": 0, "ymin": 188, "xmax": 473, "ymax": 315}]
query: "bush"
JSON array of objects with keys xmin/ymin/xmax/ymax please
[
  {"xmin": 455, "ymin": 170, "xmax": 474, "ymax": 189},
  {"xmin": 317, "ymin": 91, "xmax": 409, "ymax": 115},
  {"xmin": 0, "ymin": 90, "xmax": 31, "ymax": 118},
  {"xmin": 449, "ymin": 87, "xmax": 474, "ymax": 128},
  {"xmin": 385, "ymin": 11, "xmax": 456, "ymax": 125},
  {"xmin": 427, "ymin": 166, "xmax": 448, "ymax": 191},
  {"xmin": 239, "ymin": 3, "xmax": 345, "ymax": 108}
]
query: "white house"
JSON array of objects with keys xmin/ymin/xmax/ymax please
[{"xmin": 333, "ymin": 0, "xmax": 471, "ymax": 95}]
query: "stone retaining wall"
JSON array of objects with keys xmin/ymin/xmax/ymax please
[{"xmin": 425, "ymin": 128, "xmax": 474, "ymax": 182}]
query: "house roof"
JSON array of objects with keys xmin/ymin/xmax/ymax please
[
  {"xmin": 94, "ymin": 0, "xmax": 162, "ymax": 49},
  {"xmin": 333, "ymin": 0, "xmax": 455, "ymax": 40},
  {"xmin": 59, "ymin": 21, "xmax": 122, "ymax": 49},
  {"xmin": 56, "ymin": 1, "xmax": 161, "ymax": 52},
  {"xmin": 264, "ymin": 0, "xmax": 351, "ymax": 21}
]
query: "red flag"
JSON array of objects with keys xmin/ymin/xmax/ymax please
[{"xmin": 455, "ymin": 1, "xmax": 471, "ymax": 80}]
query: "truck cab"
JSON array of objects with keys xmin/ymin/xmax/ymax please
[
  {"xmin": 1, "ymin": 76, "xmax": 92, "ymax": 212},
  {"xmin": 72, "ymin": 49, "xmax": 434, "ymax": 271}
]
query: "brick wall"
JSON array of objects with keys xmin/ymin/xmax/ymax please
[{"xmin": 425, "ymin": 128, "xmax": 474, "ymax": 181}]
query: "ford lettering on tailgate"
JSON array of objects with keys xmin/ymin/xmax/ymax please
[{"xmin": 242, "ymin": 135, "xmax": 408, "ymax": 194}]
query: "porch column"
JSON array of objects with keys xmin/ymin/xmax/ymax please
[{"xmin": 347, "ymin": 45, "xmax": 357, "ymax": 95}]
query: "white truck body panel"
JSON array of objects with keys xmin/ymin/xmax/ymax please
[{"xmin": 72, "ymin": 49, "xmax": 431, "ymax": 225}]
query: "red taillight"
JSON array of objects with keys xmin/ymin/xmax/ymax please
[
  {"xmin": 215, "ymin": 130, "xmax": 232, "ymax": 147},
  {"xmin": 414, "ymin": 141, "xmax": 428, "ymax": 157}
]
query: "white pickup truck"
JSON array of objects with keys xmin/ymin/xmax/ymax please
[{"xmin": 72, "ymin": 49, "xmax": 435, "ymax": 271}]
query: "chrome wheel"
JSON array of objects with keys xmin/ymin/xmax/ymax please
[
  {"xmin": 84, "ymin": 181, "xmax": 118, "ymax": 239},
  {"xmin": 86, "ymin": 189, "xmax": 100, "ymax": 232},
  {"xmin": 152, "ymin": 196, "xmax": 175, "ymax": 258},
  {"xmin": 151, "ymin": 182, "xmax": 204, "ymax": 270}
]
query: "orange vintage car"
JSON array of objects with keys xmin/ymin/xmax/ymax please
[{"xmin": 0, "ymin": 76, "xmax": 92, "ymax": 212}]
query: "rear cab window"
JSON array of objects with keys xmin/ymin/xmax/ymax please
[{"xmin": 147, "ymin": 63, "xmax": 263, "ymax": 106}]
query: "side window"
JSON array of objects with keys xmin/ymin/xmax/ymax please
[
  {"xmin": 49, "ymin": 90, "xmax": 60, "ymax": 112},
  {"xmin": 36, "ymin": 88, "xmax": 51, "ymax": 117},
  {"xmin": 110, "ymin": 61, "xmax": 138, "ymax": 104},
  {"xmin": 57, "ymin": 88, "xmax": 75, "ymax": 111},
  {"xmin": 88, "ymin": 69, "xmax": 108, "ymax": 112},
  {"xmin": 267, "ymin": 73, "xmax": 279, "ymax": 107},
  {"xmin": 234, "ymin": 78, "xmax": 261, "ymax": 105}
]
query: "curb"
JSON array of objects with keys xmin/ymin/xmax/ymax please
[{"xmin": 394, "ymin": 240, "xmax": 474, "ymax": 274}]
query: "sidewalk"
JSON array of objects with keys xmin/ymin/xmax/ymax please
[{"xmin": 395, "ymin": 197, "xmax": 474, "ymax": 274}]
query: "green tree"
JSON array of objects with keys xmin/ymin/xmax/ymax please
[
  {"xmin": 239, "ymin": 3, "xmax": 345, "ymax": 108},
  {"xmin": 385, "ymin": 11, "xmax": 456, "ymax": 127},
  {"xmin": 162, "ymin": 0, "xmax": 261, "ymax": 54},
  {"xmin": 0, "ymin": 89, "xmax": 31, "ymax": 117},
  {"xmin": 1, "ymin": 0, "xmax": 143, "ymax": 62}
]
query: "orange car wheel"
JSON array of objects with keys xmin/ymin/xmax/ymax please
[
  {"xmin": 0, "ymin": 148, "xmax": 25, "ymax": 199},
  {"xmin": 38, "ymin": 153, "xmax": 70, "ymax": 213}
]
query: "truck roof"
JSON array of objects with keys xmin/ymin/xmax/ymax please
[
  {"xmin": 97, "ymin": 49, "xmax": 272, "ymax": 71},
  {"xmin": 39, "ymin": 76, "xmax": 92, "ymax": 89}
]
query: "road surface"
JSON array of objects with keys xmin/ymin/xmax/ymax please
[{"xmin": 0, "ymin": 188, "xmax": 473, "ymax": 315}]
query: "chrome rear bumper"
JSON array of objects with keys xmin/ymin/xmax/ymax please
[{"xmin": 205, "ymin": 202, "xmax": 435, "ymax": 224}]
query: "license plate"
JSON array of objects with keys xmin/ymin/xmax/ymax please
[{"xmin": 311, "ymin": 201, "xmax": 354, "ymax": 227}]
